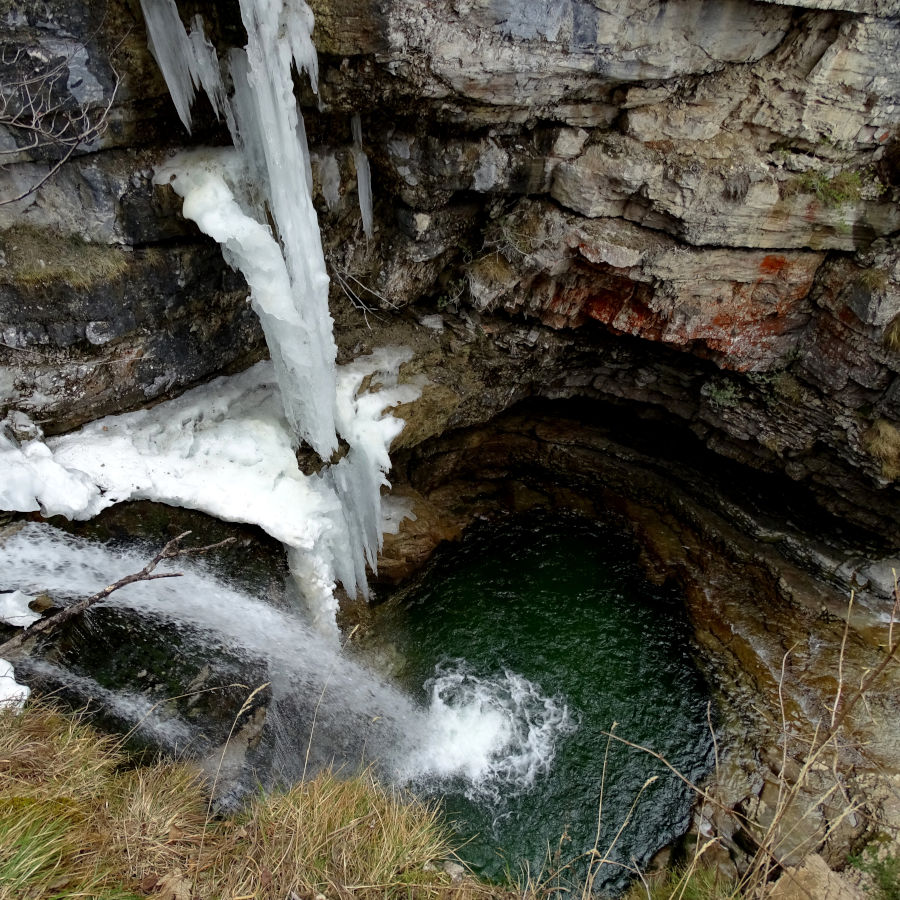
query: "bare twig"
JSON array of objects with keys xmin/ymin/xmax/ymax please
[
  {"xmin": 0, "ymin": 531, "xmax": 235, "ymax": 660},
  {"xmin": 0, "ymin": 26, "xmax": 127, "ymax": 206},
  {"xmin": 831, "ymin": 590, "xmax": 854, "ymax": 728}
]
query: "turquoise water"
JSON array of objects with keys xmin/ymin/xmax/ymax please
[{"xmin": 370, "ymin": 511, "xmax": 715, "ymax": 894}]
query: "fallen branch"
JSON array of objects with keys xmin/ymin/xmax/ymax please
[{"xmin": 0, "ymin": 530, "xmax": 235, "ymax": 660}]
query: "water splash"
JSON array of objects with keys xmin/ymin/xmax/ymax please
[{"xmin": 399, "ymin": 660, "xmax": 576, "ymax": 803}]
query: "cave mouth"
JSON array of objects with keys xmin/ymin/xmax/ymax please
[{"xmin": 359, "ymin": 508, "xmax": 716, "ymax": 894}]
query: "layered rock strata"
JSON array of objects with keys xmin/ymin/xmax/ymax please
[{"xmin": 1, "ymin": 0, "xmax": 897, "ymax": 540}]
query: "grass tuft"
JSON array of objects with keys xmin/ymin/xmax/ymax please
[
  {"xmin": 0, "ymin": 226, "xmax": 130, "ymax": 290},
  {"xmin": 863, "ymin": 419, "xmax": 900, "ymax": 481},
  {"xmin": 621, "ymin": 865, "xmax": 739, "ymax": 900},
  {"xmin": 0, "ymin": 701, "xmax": 501, "ymax": 900},
  {"xmin": 885, "ymin": 315, "xmax": 900, "ymax": 353}
]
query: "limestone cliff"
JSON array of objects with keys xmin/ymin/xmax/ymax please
[{"xmin": 0, "ymin": 0, "xmax": 898, "ymax": 541}]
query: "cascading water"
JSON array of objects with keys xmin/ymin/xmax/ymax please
[{"xmin": 0, "ymin": 523, "xmax": 573, "ymax": 807}]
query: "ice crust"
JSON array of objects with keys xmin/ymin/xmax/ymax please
[
  {"xmin": 0, "ymin": 659, "xmax": 30, "ymax": 709},
  {"xmin": 0, "ymin": 590, "xmax": 40, "ymax": 628},
  {"xmin": 2, "ymin": 353, "xmax": 418, "ymax": 634}
]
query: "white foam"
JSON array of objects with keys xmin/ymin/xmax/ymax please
[
  {"xmin": 396, "ymin": 661, "xmax": 576, "ymax": 801},
  {"xmin": 0, "ymin": 525, "xmax": 576, "ymax": 795}
]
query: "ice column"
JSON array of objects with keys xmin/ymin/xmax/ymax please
[
  {"xmin": 143, "ymin": 0, "xmax": 339, "ymax": 459},
  {"xmin": 136, "ymin": 0, "xmax": 411, "ymax": 620},
  {"xmin": 352, "ymin": 114, "xmax": 374, "ymax": 238}
]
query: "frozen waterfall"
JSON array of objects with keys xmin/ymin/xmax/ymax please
[{"xmin": 0, "ymin": 0, "xmax": 414, "ymax": 634}]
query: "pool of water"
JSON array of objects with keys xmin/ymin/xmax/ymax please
[{"xmin": 365, "ymin": 511, "xmax": 715, "ymax": 892}]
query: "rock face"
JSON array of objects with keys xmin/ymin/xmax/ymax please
[{"xmin": 1, "ymin": 0, "xmax": 898, "ymax": 541}]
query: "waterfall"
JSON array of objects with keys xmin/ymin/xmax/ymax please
[
  {"xmin": 1, "ymin": 524, "xmax": 573, "ymax": 799},
  {"xmin": 0, "ymin": 0, "xmax": 413, "ymax": 633}
]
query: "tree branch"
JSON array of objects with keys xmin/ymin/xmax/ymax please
[
  {"xmin": 0, "ymin": 531, "xmax": 235, "ymax": 661},
  {"xmin": 0, "ymin": 25, "xmax": 127, "ymax": 205}
]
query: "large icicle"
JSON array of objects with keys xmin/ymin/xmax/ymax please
[
  {"xmin": 225, "ymin": 0, "xmax": 339, "ymax": 458},
  {"xmin": 140, "ymin": 0, "xmax": 231, "ymax": 134},
  {"xmin": 143, "ymin": 0, "xmax": 339, "ymax": 459},
  {"xmin": 1, "ymin": 0, "xmax": 406, "ymax": 633},
  {"xmin": 155, "ymin": 147, "xmax": 337, "ymax": 458},
  {"xmin": 352, "ymin": 114, "xmax": 374, "ymax": 238}
]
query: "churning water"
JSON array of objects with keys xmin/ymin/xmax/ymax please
[{"xmin": 1, "ymin": 514, "xmax": 713, "ymax": 893}]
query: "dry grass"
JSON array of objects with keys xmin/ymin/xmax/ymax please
[
  {"xmin": 0, "ymin": 701, "xmax": 508, "ymax": 900},
  {"xmin": 0, "ymin": 226, "xmax": 130, "ymax": 289},
  {"xmin": 621, "ymin": 865, "xmax": 738, "ymax": 900},
  {"xmin": 863, "ymin": 419, "xmax": 900, "ymax": 481},
  {"xmin": 885, "ymin": 315, "xmax": 900, "ymax": 354},
  {"xmin": 208, "ymin": 772, "xmax": 475, "ymax": 899}
]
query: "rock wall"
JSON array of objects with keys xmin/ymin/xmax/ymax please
[{"xmin": 0, "ymin": 0, "xmax": 898, "ymax": 540}]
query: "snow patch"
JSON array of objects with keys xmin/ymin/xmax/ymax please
[
  {"xmin": 0, "ymin": 590, "xmax": 40, "ymax": 627},
  {"xmin": 0, "ymin": 659, "xmax": 29, "ymax": 709}
]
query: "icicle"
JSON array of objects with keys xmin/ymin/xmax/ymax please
[
  {"xmin": 225, "ymin": 0, "xmax": 340, "ymax": 458},
  {"xmin": 352, "ymin": 114, "xmax": 374, "ymax": 238},
  {"xmin": 186, "ymin": 14, "xmax": 233, "ymax": 130},
  {"xmin": 140, "ymin": 0, "xmax": 197, "ymax": 131},
  {"xmin": 140, "ymin": 0, "xmax": 232, "ymax": 133},
  {"xmin": 155, "ymin": 149, "xmax": 337, "ymax": 457}
]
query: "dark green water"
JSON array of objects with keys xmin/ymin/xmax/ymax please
[{"xmin": 369, "ymin": 511, "xmax": 714, "ymax": 894}]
